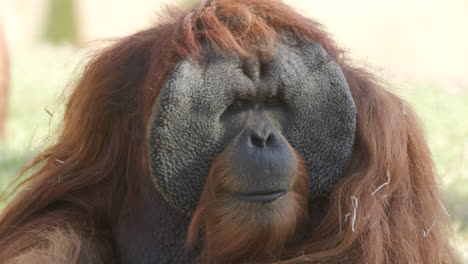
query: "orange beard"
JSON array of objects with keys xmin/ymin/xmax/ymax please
[{"xmin": 187, "ymin": 150, "xmax": 310, "ymax": 264}]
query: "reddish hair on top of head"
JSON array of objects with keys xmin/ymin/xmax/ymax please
[{"xmin": 0, "ymin": 0, "xmax": 459, "ymax": 263}]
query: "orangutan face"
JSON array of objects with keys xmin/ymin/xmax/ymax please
[{"xmin": 148, "ymin": 39, "xmax": 356, "ymax": 213}]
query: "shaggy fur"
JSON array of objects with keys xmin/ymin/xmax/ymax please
[
  {"xmin": 187, "ymin": 150, "xmax": 310, "ymax": 263},
  {"xmin": 0, "ymin": 0, "xmax": 459, "ymax": 263}
]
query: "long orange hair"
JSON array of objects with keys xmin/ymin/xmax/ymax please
[{"xmin": 0, "ymin": 0, "xmax": 459, "ymax": 263}]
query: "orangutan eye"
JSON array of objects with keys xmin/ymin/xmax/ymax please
[
  {"xmin": 264, "ymin": 95, "xmax": 276, "ymax": 105},
  {"xmin": 264, "ymin": 95, "xmax": 282, "ymax": 106},
  {"xmin": 227, "ymin": 99, "xmax": 250, "ymax": 111}
]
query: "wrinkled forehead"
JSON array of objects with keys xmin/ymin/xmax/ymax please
[{"xmin": 160, "ymin": 40, "xmax": 336, "ymax": 104}]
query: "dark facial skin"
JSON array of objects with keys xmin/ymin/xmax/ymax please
[
  {"xmin": 148, "ymin": 39, "xmax": 356, "ymax": 212},
  {"xmin": 229, "ymin": 123, "xmax": 296, "ymax": 202},
  {"xmin": 219, "ymin": 83, "xmax": 298, "ymax": 202}
]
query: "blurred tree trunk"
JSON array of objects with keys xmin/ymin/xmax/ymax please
[
  {"xmin": 183, "ymin": 0, "xmax": 199, "ymax": 8},
  {"xmin": 0, "ymin": 18, "xmax": 8, "ymax": 139},
  {"xmin": 43, "ymin": 0, "xmax": 79, "ymax": 44}
]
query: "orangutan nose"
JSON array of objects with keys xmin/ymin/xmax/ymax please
[
  {"xmin": 230, "ymin": 125, "xmax": 297, "ymax": 199},
  {"xmin": 247, "ymin": 128, "xmax": 276, "ymax": 149}
]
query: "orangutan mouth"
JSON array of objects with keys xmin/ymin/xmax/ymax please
[{"xmin": 233, "ymin": 190, "xmax": 287, "ymax": 202}]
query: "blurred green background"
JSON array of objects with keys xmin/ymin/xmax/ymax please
[{"xmin": 0, "ymin": 0, "xmax": 467, "ymax": 261}]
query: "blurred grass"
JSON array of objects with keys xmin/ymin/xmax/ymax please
[
  {"xmin": 0, "ymin": 45, "xmax": 467, "ymax": 261},
  {"xmin": 0, "ymin": 45, "xmax": 81, "ymax": 191}
]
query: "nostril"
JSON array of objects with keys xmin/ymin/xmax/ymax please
[
  {"xmin": 250, "ymin": 133, "xmax": 266, "ymax": 148},
  {"xmin": 266, "ymin": 133, "xmax": 275, "ymax": 146},
  {"xmin": 249, "ymin": 130, "xmax": 276, "ymax": 148}
]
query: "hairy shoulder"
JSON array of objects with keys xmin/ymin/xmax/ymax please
[{"xmin": 5, "ymin": 228, "xmax": 113, "ymax": 264}]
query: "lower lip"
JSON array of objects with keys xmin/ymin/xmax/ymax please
[{"xmin": 234, "ymin": 191, "xmax": 286, "ymax": 203}]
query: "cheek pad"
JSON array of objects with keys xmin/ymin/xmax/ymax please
[
  {"xmin": 148, "ymin": 57, "xmax": 243, "ymax": 211},
  {"xmin": 272, "ymin": 43, "xmax": 356, "ymax": 198},
  {"xmin": 148, "ymin": 41, "xmax": 356, "ymax": 212}
]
